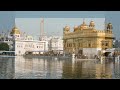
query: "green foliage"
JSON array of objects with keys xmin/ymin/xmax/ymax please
[
  {"xmin": 113, "ymin": 44, "xmax": 115, "ymax": 48},
  {"xmin": 0, "ymin": 43, "xmax": 9, "ymax": 51}
]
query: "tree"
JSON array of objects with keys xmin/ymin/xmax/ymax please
[{"xmin": 0, "ymin": 43, "xmax": 9, "ymax": 51}]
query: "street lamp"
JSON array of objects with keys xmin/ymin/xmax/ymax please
[{"xmin": 44, "ymin": 41, "xmax": 46, "ymax": 55}]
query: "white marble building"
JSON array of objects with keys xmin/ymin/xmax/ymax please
[
  {"xmin": 0, "ymin": 26, "xmax": 63, "ymax": 55},
  {"xmin": 0, "ymin": 26, "xmax": 48, "ymax": 56},
  {"xmin": 14, "ymin": 40, "xmax": 48, "ymax": 55},
  {"xmin": 48, "ymin": 36, "xmax": 63, "ymax": 54}
]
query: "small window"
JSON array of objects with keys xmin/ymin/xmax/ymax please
[
  {"xmin": 69, "ymin": 44, "xmax": 71, "ymax": 47},
  {"xmin": 79, "ymin": 43, "xmax": 81, "ymax": 47},
  {"xmin": 102, "ymin": 43, "xmax": 104, "ymax": 46},
  {"xmin": 105, "ymin": 43, "xmax": 108, "ymax": 46},
  {"xmin": 89, "ymin": 43, "xmax": 91, "ymax": 47}
]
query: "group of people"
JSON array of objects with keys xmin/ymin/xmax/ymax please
[
  {"xmin": 74, "ymin": 54, "xmax": 88, "ymax": 59},
  {"xmin": 74, "ymin": 54, "xmax": 100, "ymax": 59}
]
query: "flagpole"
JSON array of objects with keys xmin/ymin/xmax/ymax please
[{"xmin": 40, "ymin": 18, "xmax": 44, "ymax": 40}]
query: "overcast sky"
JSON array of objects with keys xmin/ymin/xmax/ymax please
[
  {"xmin": 15, "ymin": 18, "xmax": 105, "ymax": 38},
  {"xmin": 0, "ymin": 11, "xmax": 120, "ymax": 39}
]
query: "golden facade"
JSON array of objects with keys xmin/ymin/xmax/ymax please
[{"xmin": 63, "ymin": 20, "xmax": 114, "ymax": 55}]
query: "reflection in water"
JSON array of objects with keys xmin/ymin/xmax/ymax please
[
  {"xmin": 113, "ymin": 60, "xmax": 120, "ymax": 79},
  {"xmin": 0, "ymin": 56, "xmax": 120, "ymax": 79},
  {"xmin": 62, "ymin": 60, "xmax": 116, "ymax": 79},
  {"xmin": 62, "ymin": 60, "xmax": 96, "ymax": 79},
  {"xmin": 15, "ymin": 56, "xmax": 63, "ymax": 79},
  {"xmin": 95, "ymin": 62, "xmax": 113, "ymax": 79},
  {"xmin": 0, "ymin": 57, "xmax": 15, "ymax": 79}
]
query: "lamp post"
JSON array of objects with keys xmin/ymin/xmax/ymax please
[{"xmin": 44, "ymin": 41, "xmax": 46, "ymax": 56}]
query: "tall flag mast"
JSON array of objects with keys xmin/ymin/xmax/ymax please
[{"xmin": 40, "ymin": 18, "xmax": 44, "ymax": 38}]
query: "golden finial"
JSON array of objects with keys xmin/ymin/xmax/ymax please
[{"xmin": 83, "ymin": 18, "xmax": 85, "ymax": 24}]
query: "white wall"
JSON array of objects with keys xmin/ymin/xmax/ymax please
[
  {"xmin": 15, "ymin": 41, "xmax": 25, "ymax": 55},
  {"xmin": 15, "ymin": 40, "xmax": 48, "ymax": 55},
  {"xmin": 48, "ymin": 36, "xmax": 63, "ymax": 51},
  {"xmin": 83, "ymin": 48, "xmax": 102, "ymax": 58}
]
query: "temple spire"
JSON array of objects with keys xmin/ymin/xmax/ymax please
[
  {"xmin": 83, "ymin": 18, "xmax": 85, "ymax": 24},
  {"xmin": 40, "ymin": 18, "xmax": 44, "ymax": 36}
]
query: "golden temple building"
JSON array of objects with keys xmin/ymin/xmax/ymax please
[{"xmin": 63, "ymin": 20, "xmax": 114, "ymax": 58}]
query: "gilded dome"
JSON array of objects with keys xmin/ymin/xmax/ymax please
[
  {"xmin": 90, "ymin": 21, "xmax": 94, "ymax": 24},
  {"xmin": 74, "ymin": 25, "xmax": 79, "ymax": 32},
  {"xmin": 74, "ymin": 25, "xmax": 79, "ymax": 29},
  {"xmin": 79, "ymin": 21, "xmax": 88, "ymax": 30},
  {"xmin": 10, "ymin": 26, "xmax": 21, "ymax": 34},
  {"xmin": 64, "ymin": 26, "xmax": 70, "ymax": 31},
  {"xmin": 79, "ymin": 20, "xmax": 88, "ymax": 30}
]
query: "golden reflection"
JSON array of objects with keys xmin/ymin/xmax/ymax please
[
  {"xmin": 0, "ymin": 56, "xmax": 119, "ymax": 79},
  {"xmin": 62, "ymin": 60, "xmax": 113, "ymax": 79},
  {"xmin": 95, "ymin": 62, "xmax": 113, "ymax": 79}
]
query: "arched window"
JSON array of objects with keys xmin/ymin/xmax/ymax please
[
  {"xmin": 105, "ymin": 43, "xmax": 108, "ymax": 46},
  {"xmin": 89, "ymin": 43, "xmax": 91, "ymax": 47}
]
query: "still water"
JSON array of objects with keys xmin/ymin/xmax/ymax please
[{"xmin": 0, "ymin": 56, "xmax": 120, "ymax": 79}]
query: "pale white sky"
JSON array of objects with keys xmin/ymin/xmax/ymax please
[
  {"xmin": 0, "ymin": 11, "xmax": 120, "ymax": 39},
  {"xmin": 15, "ymin": 18, "xmax": 105, "ymax": 37}
]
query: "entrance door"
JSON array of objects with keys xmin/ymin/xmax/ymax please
[
  {"xmin": 104, "ymin": 52, "xmax": 111, "ymax": 57},
  {"xmin": 78, "ymin": 49, "xmax": 83, "ymax": 55}
]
